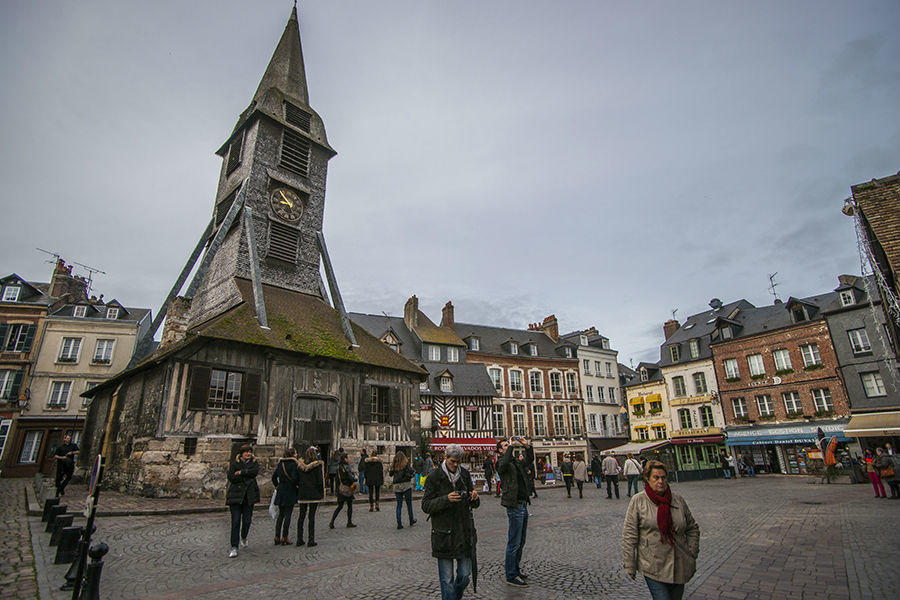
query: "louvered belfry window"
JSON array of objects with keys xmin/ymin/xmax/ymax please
[
  {"xmin": 226, "ymin": 130, "xmax": 243, "ymax": 174},
  {"xmin": 284, "ymin": 101, "xmax": 311, "ymax": 132},
  {"xmin": 280, "ymin": 128, "xmax": 310, "ymax": 177},
  {"xmin": 267, "ymin": 219, "xmax": 300, "ymax": 264}
]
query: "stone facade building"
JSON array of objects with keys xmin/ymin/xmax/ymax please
[
  {"xmin": 620, "ymin": 362, "xmax": 676, "ymax": 473},
  {"xmin": 712, "ymin": 293, "xmax": 853, "ymax": 475},
  {"xmin": 78, "ymin": 7, "xmax": 424, "ymax": 498}
]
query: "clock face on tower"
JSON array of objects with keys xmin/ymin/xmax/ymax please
[{"xmin": 269, "ymin": 187, "xmax": 303, "ymax": 223}]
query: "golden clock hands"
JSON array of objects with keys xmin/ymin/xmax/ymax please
[{"xmin": 279, "ymin": 191, "xmax": 293, "ymax": 208}]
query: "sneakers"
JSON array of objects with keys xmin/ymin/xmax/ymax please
[
  {"xmin": 240, "ymin": 538, "xmax": 248, "ymax": 548},
  {"xmin": 506, "ymin": 576, "xmax": 528, "ymax": 587},
  {"xmin": 228, "ymin": 548, "xmax": 238, "ymax": 558},
  {"xmin": 397, "ymin": 523, "xmax": 403, "ymax": 529}
]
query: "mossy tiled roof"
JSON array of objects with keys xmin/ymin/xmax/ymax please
[
  {"xmin": 413, "ymin": 310, "xmax": 465, "ymax": 346},
  {"xmin": 198, "ymin": 280, "xmax": 425, "ymax": 375}
]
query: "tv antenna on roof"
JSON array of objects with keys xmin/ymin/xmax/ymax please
[
  {"xmin": 768, "ymin": 272, "xmax": 780, "ymax": 302},
  {"xmin": 671, "ymin": 308, "xmax": 678, "ymax": 320},
  {"xmin": 35, "ymin": 248, "xmax": 107, "ymax": 295}
]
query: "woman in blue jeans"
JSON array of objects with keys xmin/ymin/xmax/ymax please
[{"xmin": 389, "ymin": 450, "xmax": 417, "ymax": 529}]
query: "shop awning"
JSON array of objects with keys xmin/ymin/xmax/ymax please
[
  {"xmin": 671, "ymin": 435, "xmax": 725, "ymax": 445},
  {"xmin": 646, "ymin": 394, "xmax": 662, "ymax": 403},
  {"xmin": 430, "ymin": 437, "xmax": 497, "ymax": 451},
  {"xmin": 629, "ymin": 396, "xmax": 645, "ymax": 405},
  {"xmin": 607, "ymin": 439, "xmax": 669, "ymax": 455},
  {"xmin": 844, "ymin": 411, "xmax": 900, "ymax": 437},
  {"xmin": 726, "ymin": 420, "xmax": 851, "ymax": 446}
]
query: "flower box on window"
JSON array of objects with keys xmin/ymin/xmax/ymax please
[
  {"xmin": 775, "ymin": 368, "xmax": 794, "ymax": 376},
  {"xmin": 733, "ymin": 416, "xmax": 750, "ymax": 424},
  {"xmin": 814, "ymin": 409, "xmax": 835, "ymax": 418},
  {"xmin": 632, "ymin": 408, "xmax": 645, "ymax": 417},
  {"xmin": 750, "ymin": 374, "xmax": 766, "ymax": 380},
  {"xmin": 92, "ymin": 358, "xmax": 111, "ymax": 365},
  {"xmin": 785, "ymin": 410, "xmax": 803, "ymax": 419},
  {"xmin": 758, "ymin": 414, "xmax": 776, "ymax": 421},
  {"xmin": 803, "ymin": 364, "xmax": 824, "ymax": 372},
  {"xmin": 57, "ymin": 357, "xmax": 76, "ymax": 363},
  {"xmin": 725, "ymin": 377, "xmax": 741, "ymax": 383},
  {"xmin": 648, "ymin": 407, "xmax": 662, "ymax": 415}
]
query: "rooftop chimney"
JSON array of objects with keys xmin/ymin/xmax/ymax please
[
  {"xmin": 440, "ymin": 301, "xmax": 455, "ymax": 329},
  {"xmin": 403, "ymin": 295, "xmax": 419, "ymax": 331},
  {"xmin": 160, "ymin": 296, "xmax": 192, "ymax": 348},
  {"xmin": 663, "ymin": 319, "xmax": 680, "ymax": 340},
  {"xmin": 540, "ymin": 314, "xmax": 559, "ymax": 342},
  {"xmin": 49, "ymin": 258, "xmax": 89, "ymax": 301}
]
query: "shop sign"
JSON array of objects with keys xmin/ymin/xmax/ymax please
[
  {"xmin": 672, "ymin": 426, "xmax": 722, "ymax": 438},
  {"xmin": 439, "ymin": 415, "xmax": 449, "ymax": 427},
  {"xmin": 669, "ymin": 395, "xmax": 713, "ymax": 407},
  {"xmin": 464, "ymin": 406, "xmax": 478, "ymax": 412},
  {"xmin": 727, "ymin": 421, "xmax": 847, "ymax": 439}
]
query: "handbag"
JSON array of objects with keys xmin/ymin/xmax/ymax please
[
  {"xmin": 269, "ymin": 462, "xmax": 288, "ymax": 519},
  {"xmin": 880, "ymin": 464, "xmax": 895, "ymax": 479},
  {"xmin": 338, "ymin": 482, "xmax": 357, "ymax": 497}
]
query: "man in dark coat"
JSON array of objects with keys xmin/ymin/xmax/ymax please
[
  {"xmin": 54, "ymin": 434, "xmax": 79, "ymax": 497},
  {"xmin": 482, "ymin": 455, "xmax": 495, "ymax": 493},
  {"xmin": 560, "ymin": 454, "xmax": 575, "ymax": 498},
  {"xmin": 496, "ymin": 437, "xmax": 533, "ymax": 587},
  {"xmin": 422, "ymin": 443, "xmax": 479, "ymax": 600},
  {"xmin": 590, "ymin": 453, "xmax": 604, "ymax": 488},
  {"xmin": 226, "ymin": 444, "xmax": 260, "ymax": 557}
]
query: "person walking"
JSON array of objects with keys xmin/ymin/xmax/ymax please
[
  {"xmin": 573, "ymin": 455, "xmax": 588, "ymax": 499},
  {"xmin": 357, "ymin": 448, "xmax": 369, "ymax": 495},
  {"xmin": 329, "ymin": 454, "xmax": 358, "ymax": 529},
  {"xmin": 590, "ymin": 453, "xmax": 604, "ymax": 488},
  {"xmin": 327, "ymin": 449, "xmax": 343, "ymax": 495},
  {"xmin": 602, "ymin": 452, "xmax": 621, "ymax": 499},
  {"xmin": 424, "ymin": 452, "xmax": 434, "ymax": 474},
  {"xmin": 718, "ymin": 451, "xmax": 732, "ymax": 479},
  {"xmin": 390, "ymin": 450, "xmax": 417, "ymax": 528},
  {"xmin": 887, "ymin": 450, "xmax": 900, "ymax": 499},
  {"xmin": 297, "ymin": 446, "xmax": 325, "ymax": 546},
  {"xmin": 271, "ymin": 447, "xmax": 300, "ymax": 545},
  {"xmin": 53, "ymin": 434, "xmax": 79, "ymax": 497},
  {"xmin": 226, "ymin": 444, "xmax": 260, "ymax": 558},
  {"xmin": 422, "ymin": 444, "xmax": 480, "ymax": 600},
  {"xmin": 365, "ymin": 449, "xmax": 384, "ymax": 511},
  {"xmin": 728, "ymin": 452, "xmax": 739, "ymax": 478},
  {"xmin": 496, "ymin": 436, "xmax": 532, "ymax": 587},
  {"xmin": 623, "ymin": 453, "xmax": 642, "ymax": 497},
  {"xmin": 742, "ymin": 453, "xmax": 756, "ymax": 477},
  {"xmin": 561, "ymin": 454, "xmax": 575, "ymax": 498},
  {"xmin": 870, "ymin": 448, "xmax": 891, "ymax": 499},
  {"xmin": 622, "ymin": 460, "xmax": 700, "ymax": 600},
  {"xmin": 482, "ymin": 454, "xmax": 495, "ymax": 493}
]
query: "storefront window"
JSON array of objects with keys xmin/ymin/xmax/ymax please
[
  {"xmin": 678, "ymin": 445, "xmax": 692, "ymax": 464},
  {"xmin": 19, "ymin": 430, "xmax": 42, "ymax": 464}
]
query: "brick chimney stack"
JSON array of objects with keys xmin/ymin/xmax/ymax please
[
  {"xmin": 160, "ymin": 296, "xmax": 192, "ymax": 348},
  {"xmin": 49, "ymin": 258, "xmax": 89, "ymax": 301},
  {"xmin": 663, "ymin": 319, "xmax": 680, "ymax": 340},
  {"xmin": 540, "ymin": 314, "xmax": 559, "ymax": 342},
  {"xmin": 404, "ymin": 295, "xmax": 419, "ymax": 331},
  {"xmin": 440, "ymin": 301, "xmax": 455, "ymax": 328}
]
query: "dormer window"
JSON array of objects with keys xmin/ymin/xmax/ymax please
[
  {"xmin": 719, "ymin": 326, "xmax": 733, "ymax": 340},
  {"xmin": 791, "ymin": 305, "xmax": 808, "ymax": 323},
  {"xmin": 669, "ymin": 345, "xmax": 681, "ymax": 363},
  {"xmin": 840, "ymin": 290, "xmax": 855, "ymax": 307},
  {"xmin": 640, "ymin": 368, "xmax": 648, "ymax": 382},
  {"xmin": 563, "ymin": 347, "xmax": 572, "ymax": 358},
  {"xmin": 106, "ymin": 308, "xmax": 119, "ymax": 320},
  {"xmin": 689, "ymin": 339, "xmax": 700, "ymax": 359},
  {"xmin": 447, "ymin": 347, "xmax": 460, "ymax": 363},
  {"xmin": 467, "ymin": 337, "xmax": 480, "ymax": 351},
  {"xmin": 426, "ymin": 344, "xmax": 441, "ymax": 361},
  {"xmin": 73, "ymin": 306, "xmax": 87, "ymax": 318},
  {"xmin": 527, "ymin": 344, "xmax": 538, "ymax": 357},
  {"xmin": 440, "ymin": 376, "xmax": 452, "ymax": 392},
  {"xmin": 2, "ymin": 286, "xmax": 20, "ymax": 302},
  {"xmin": 601, "ymin": 339, "xmax": 609, "ymax": 349},
  {"xmin": 419, "ymin": 381, "xmax": 429, "ymax": 392},
  {"xmin": 509, "ymin": 342, "xmax": 518, "ymax": 355},
  {"xmin": 580, "ymin": 335, "xmax": 588, "ymax": 346}
]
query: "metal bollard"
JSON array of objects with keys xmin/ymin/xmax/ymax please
[
  {"xmin": 78, "ymin": 542, "xmax": 109, "ymax": 600},
  {"xmin": 49, "ymin": 514, "xmax": 75, "ymax": 546},
  {"xmin": 42, "ymin": 498, "xmax": 60, "ymax": 522},
  {"xmin": 55, "ymin": 526, "xmax": 83, "ymax": 564},
  {"xmin": 60, "ymin": 524, "xmax": 94, "ymax": 591},
  {"xmin": 45, "ymin": 505, "xmax": 67, "ymax": 532}
]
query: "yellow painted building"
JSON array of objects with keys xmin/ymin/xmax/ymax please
[{"xmin": 624, "ymin": 363, "xmax": 674, "ymax": 442}]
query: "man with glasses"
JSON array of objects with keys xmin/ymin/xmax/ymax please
[{"xmin": 496, "ymin": 436, "xmax": 533, "ymax": 587}]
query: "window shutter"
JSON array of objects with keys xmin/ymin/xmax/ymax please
[
  {"xmin": 0, "ymin": 323, "xmax": 7, "ymax": 349},
  {"xmin": 187, "ymin": 365, "xmax": 211, "ymax": 411},
  {"xmin": 241, "ymin": 371, "xmax": 261, "ymax": 414},
  {"xmin": 9, "ymin": 370, "xmax": 23, "ymax": 401},
  {"xmin": 226, "ymin": 131, "xmax": 243, "ymax": 174},
  {"xmin": 358, "ymin": 384, "xmax": 371, "ymax": 424},
  {"xmin": 280, "ymin": 128, "xmax": 310, "ymax": 177},
  {"xmin": 389, "ymin": 387, "xmax": 402, "ymax": 425},
  {"xmin": 21, "ymin": 325, "xmax": 36, "ymax": 353}
]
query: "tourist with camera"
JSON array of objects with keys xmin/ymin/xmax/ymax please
[
  {"xmin": 422, "ymin": 443, "xmax": 480, "ymax": 600},
  {"xmin": 496, "ymin": 436, "xmax": 533, "ymax": 587}
]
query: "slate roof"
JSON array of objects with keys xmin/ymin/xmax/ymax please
[
  {"xmin": 420, "ymin": 363, "xmax": 496, "ymax": 397},
  {"xmin": 453, "ymin": 321, "xmax": 572, "ymax": 360},
  {"xmin": 713, "ymin": 291, "xmax": 843, "ymax": 342},
  {"xmin": 349, "ymin": 313, "xmax": 419, "ymax": 360},
  {"xmin": 0, "ymin": 274, "xmax": 54, "ymax": 306},
  {"xmin": 626, "ymin": 362, "xmax": 663, "ymax": 387},
  {"xmin": 658, "ymin": 300, "xmax": 754, "ymax": 367},
  {"xmin": 560, "ymin": 329, "xmax": 610, "ymax": 351},
  {"xmin": 50, "ymin": 302, "xmax": 151, "ymax": 324}
]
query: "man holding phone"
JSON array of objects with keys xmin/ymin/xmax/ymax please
[{"xmin": 496, "ymin": 436, "xmax": 533, "ymax": 587}]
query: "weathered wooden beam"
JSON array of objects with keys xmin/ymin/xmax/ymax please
[
  {"xmin": 242, "ymin": 205, "xmax": 269, "ymax": 329},
  {"xmin": 317, "ymin": 232, "xmax": 358, "ymax": 348},
  {"xmin": 185, "ymin": 180, "xmax": 248, "ymax": 298}
]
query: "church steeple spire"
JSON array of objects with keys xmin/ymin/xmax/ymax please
[{"xmin": 253, "ymin": 4, "xmax": 309, "ymax": 107}]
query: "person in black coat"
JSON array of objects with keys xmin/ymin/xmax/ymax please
[
  {"xmin": 422, "ymin": 443, "xmax": 479, "ymax": 600},
  {"xmin": 482, "ymin": 455, "xmax": 495, "ymax": 493},
  {"xmin": 226, "ymin": 444, "xmax": 260, "ymax": 557},
  {"xmin": 296, "ymin": 446, "xmax": 325, "ymax": 546},
  {"xmin": 561, "ymin": 455, "xmax": 575, "ymax": 498},
  {"xmin": 496, "ymin": 437, "xmax": 533, "ymax": 586},
  {"xmin": 271, "ymin": 447, "xmax": 300, "ymax": 545},
  {"xmin": 364, "ymin": 449, "xmax": 385, "ymax": 511},
  {"xmin": 590, "ymin": 454, "xmax": 603, "ymax": 488},
  {"xmin": 329, "ymin": 454, "xmax": 358, "ymax": 529}
]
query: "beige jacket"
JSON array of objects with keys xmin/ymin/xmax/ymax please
[
  {"xmin": 573, "ymin": 460, "xmax": 588, "ymax": 481},
  {"xmin": 622, "ymin": 489, "xmax": 700, "ymax": 584}
]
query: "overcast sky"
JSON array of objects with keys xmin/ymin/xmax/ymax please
[{"xmin": 1, "ymin": 1, "xmax": 898, "ymax": 366}]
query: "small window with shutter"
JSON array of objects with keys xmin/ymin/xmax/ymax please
[
  {"xmin": 267, "ymin": 219, "xmax": 300, "ymax": 264},
  {"xmin": 284, "ymin": 101, "xmax": 311, "ymax": 132},
  {"xmin": 226, "ymin": 130, "xmax": 244, "ymax": 174},
  {"xmin": 186, "ymin": 364, "xmax": 261, "ymax": 413},
  {"xmin": 280, "ymin": 127, "xmax": 310, "ymax": 177}
]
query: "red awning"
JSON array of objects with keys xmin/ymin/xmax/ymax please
[
  {"xmin": 430, "ymin": 437, "xmax": 498, "ymax": 452},
  {"xmin": 670, "ymin": 435, "xmax": 725, "ymax": 445}
]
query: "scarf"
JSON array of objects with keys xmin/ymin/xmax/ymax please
[
  {"xmin": 644, "ymin": 484, "xmax": 675, "ymax": 546},
  {"xmin": 442, "ymin": 460, "xmax": 461, "ymax": 484}
]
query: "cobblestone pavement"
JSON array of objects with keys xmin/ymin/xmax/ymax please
[
  {"xmin": 0, "ymin": 479, "xmax": 38, "ymax": 599},
  {"xmin": 26, "ymin": 476, "xmax": 900, "ymax": 599}
]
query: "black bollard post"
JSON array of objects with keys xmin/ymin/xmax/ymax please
[
  {"xmin": 45, "ymin": 505, "xmax": 67, "ymax": 532},
  {"xmin": 61, "ymin": 524, "xmax": 93, "ymax": 591},
  {"xmin": 56, "ymin": 526, "xmax": 83, "ymax": 565},
  {"xmin": 42, "ymin": 498, "xmax": 61, "ymax": 522},
  {"xmin": 50, "ymin": 514, "xmax": 75, "ymax": 546},
  {"xmin": 78, "ymin": 542, "xmax": 109, "ymax": 600}
]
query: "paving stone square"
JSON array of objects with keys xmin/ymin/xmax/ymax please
[{"xmin": 11, "ymin": 476, "xmax": 900, "ymax": 599}]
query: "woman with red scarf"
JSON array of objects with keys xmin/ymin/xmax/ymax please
[{"xmin": 621, "ymin": 460, "xmax": 700, "ymax": 600}]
